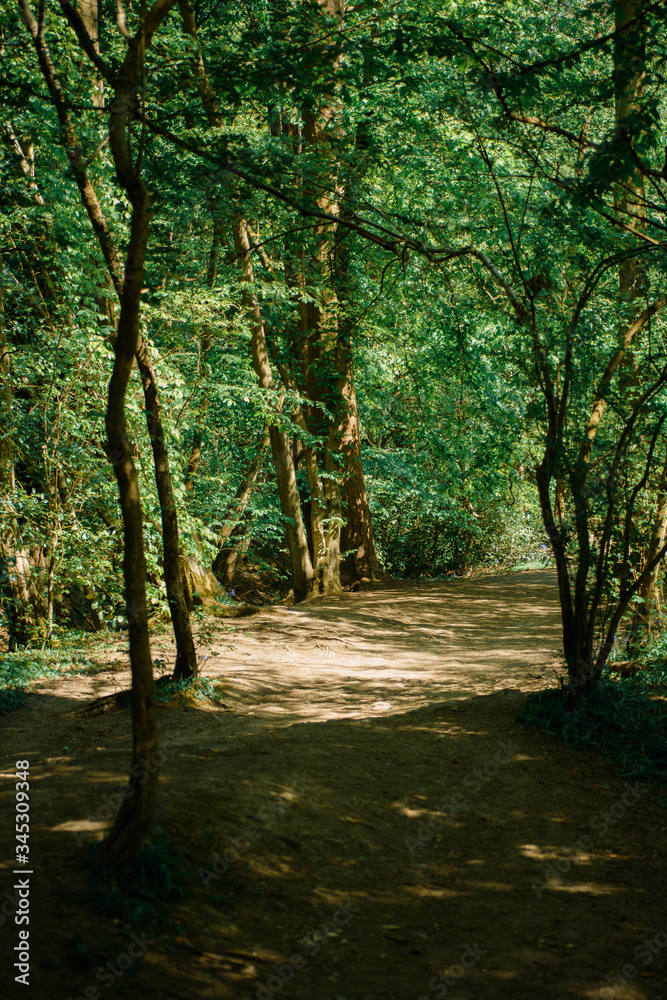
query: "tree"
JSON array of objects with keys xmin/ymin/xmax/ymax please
[
  {"xmin": 16, "ymin": 0, "xmax": 186, "ymax": 862},
  {"xmin": 19, "ymin": 0, "xmax": 198, "ymax": 680}
]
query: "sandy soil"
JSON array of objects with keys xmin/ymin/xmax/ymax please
[{"xmin": 1, "ymin": 569, "xmax": 666, "ymax": 1000}]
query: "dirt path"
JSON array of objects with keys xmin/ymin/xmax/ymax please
[{"xmin": 1, "ymin": 569, "xmax": 666, "ymax": 1000}]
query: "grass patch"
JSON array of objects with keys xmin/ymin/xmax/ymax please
[
  {"xmin": 82, "ymin": 833, "xmax": 188, "ymax": 933},
  {"xmin": 0, "ymin": 649, "xmax": 96, "ymax": 716},
  {"xmin": 155, "ymin": 675, "xmax": 227, "ymax": 707},
  {"xmin": 518, "ymin": 672, "xmax": 667, "ymax": 784}
]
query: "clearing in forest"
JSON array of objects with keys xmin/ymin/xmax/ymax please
[{"xmin": 1, "ymin": 569, "xmax": 666, "ymax": 1000}]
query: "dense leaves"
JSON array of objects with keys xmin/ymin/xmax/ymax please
[{"xmin": 2, "ymin": 0, "xmax": 667, "ymax": 700}]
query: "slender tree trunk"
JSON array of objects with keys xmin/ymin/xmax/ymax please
[
  {"xmin": 0, "ymin": 288, "xmax": 14, "ymax": 493},
  {"xmin": 32, "ymin": 0, "xmax": 181, "ymax": 861},
  {"xmin": 178, "ymin": 0, "xmax": 316, "ymax": 599},
  {"xmin": 184, "ymin": 429, "xmax": 202, "ymax": 496},
  {"xmin": 135, "ymin": 341, "xmax": 197, "ymax": 680},
  {"xmin": 184, "ymin": 229, "xmax": 218, "ymax": 497},
  {"xmin": 20, "ymin": 2, "xmax": 197, "ymax": 680},
  {"xmin": 232, "ymin": 217, "xmax": 315, "ymax": 600},
  {"xmin": 100, "ymin": 159, "xmax": 158, "ymax": 865},
  {"xmin": 216, "ymin": 525, "xmax": 252, "ymax": 586},
  {"xmin": 78, "ymin": 0, "xmax": 103, "ymax": 108},
  {"xmin": 614, "ymin": 0, "xmax": 646, "ymax": 297},
  {"xmin": 97, "ymin": 0, "xmax": 183, "ymax": 860},
  {"xmin": 212, "ymin": 431, "xmax": 269, "ymax": 578}
]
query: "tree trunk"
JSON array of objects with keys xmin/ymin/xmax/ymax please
[
  {"xmin": 295, "ymin": 4, "xmax": 381, "ymax": 591},
  {"xmin": 29, "ymin": 0, "xmax": 183, "ymax": 862},
  {"xmin": 215, "ymin": 525, "xmax": 252, "ymax": 587},
  {"xmin": 231, "ymin": 217, "xmax": 315, "ymax": 600},
  {"xmin": 20, "ymin": 1, "xmax": 197, "ymax": 681},
  {"xmin": 77, "ymin": 0, "xmax": 104, "ymax": 108},
  {"xmin": 629, "ymin": 452, "xmax": 667, "ymax": 646},
  {"xmin": 184, "ymin": 429, "xmax": 202, "ymax": 496},
  {"xmin": 100, "ymin": 170, "xmax": 158, "ymax": 866},
  {"xmin": 614, "ymin": 0, "xmax": 646, "ymax": 297},
  {"xmin": 336, "ymin": 315, "xmax": 382, "ymax": 586},
  {"xmin": 212, "ymin": 431, "xmax": 269, "ymax": 579},
  {"xmin": 0, "ymin": 288, "xmax": 14, "ymax": 493},
  {"xmin": 184, "ymin": 232, "xmax": 218, "ymax": 496},
  {"xmin": 135, "ymin": 341, "xmax": 197, "ymax": 681}
]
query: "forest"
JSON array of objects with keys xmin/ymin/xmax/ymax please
[{"xmin": 2, "ymin": 0, "xmax": 667, "ymax": 998}]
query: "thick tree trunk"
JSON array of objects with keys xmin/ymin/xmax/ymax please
[
  {"xmin": 294, "ymin": 107, "xmax": 345, "ymax": 595},
  {"xmin": 296, "ymin": 9, "xmax": 381, "ymax": 591}
]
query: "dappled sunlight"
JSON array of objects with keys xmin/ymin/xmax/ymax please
[
  {"xmin": 546, "ymin": 882, "xmax": 619, "ymax": 896},
  {"xmin": 51, "ymin": 819, "xmax": 107, "ymax": 835},
  {"xmin": 1, "ymin": 570, "xmax": 664, "ymax": 1000},
  {"xmin": 405, "ymin": 885, "xmax": 461, "ymax": 899},
  {"xmin": 520, "ymin": 843, "xmax": 592, "ymax": 863},
  {"xmin": 189, "ymin": 569, "xmax": 564, "ymax": 729}
]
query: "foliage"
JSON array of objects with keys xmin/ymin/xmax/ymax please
[
  {"xmin": 82, "ymin": 834, "xmax": 188, "ymax": 931},
  {"xmin": 1, "ymin": 0, "xmax": 667, "ymax": 709},
  {"xmin": 155, "ymin": 674, "xmax": 227, "ymax": 706},
  {"xmin": 0, "ymin": 648, "xmax": 91, "ymax": 715},
  {"xmin": 519, "ymin": 674, "xmax": 667, "ymax": 785}
]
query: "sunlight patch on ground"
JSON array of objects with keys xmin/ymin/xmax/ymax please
[
  {"xmin": 52, "ymin": 818, "xmax": 106, "ymax": 834},
  {"xmin": 545, "ymin": 881, "xmax": 618, "ymax": 895},
  {"xmin": 520, "ymin": 843, "xmax": 591, "ymax": 862},
  {"xmin": 405, "ymin": 886, "xmax": 461, "ymax": 899}
]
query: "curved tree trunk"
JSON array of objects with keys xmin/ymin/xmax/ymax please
[
  {"xmin": 100, "ymin": 174, "xmax": 158, "ymax": 865},
  {"xmin": 27, "ymin": 0, "xmax": 182, "ymax": 862},
  {"xmin": 629, "ymin": 452, "xmax": 667, "ymax": 648},
  {"xmin": 20, "ymin": 0, "xmax": 197, "ymax": 681}
]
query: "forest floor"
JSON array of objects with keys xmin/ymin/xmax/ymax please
[{"xmin": 2, "ymin": 568, "xmax": 667, "ymax": 1000}]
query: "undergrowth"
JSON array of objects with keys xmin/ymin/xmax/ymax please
[
  {"xmin": 519, "ymin": 665, "xmax": 667, "ymax": 785},
  {"xmin": 81, "ymin": 833, "xmax": 189, "ymax": 933},
  {"xmin": 155, "ymin": 675, "xmax": 227, "ymax": 706},
  {"xmin": 0, "ymin": 649, "xmax": 99, "ymax": 716}
]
